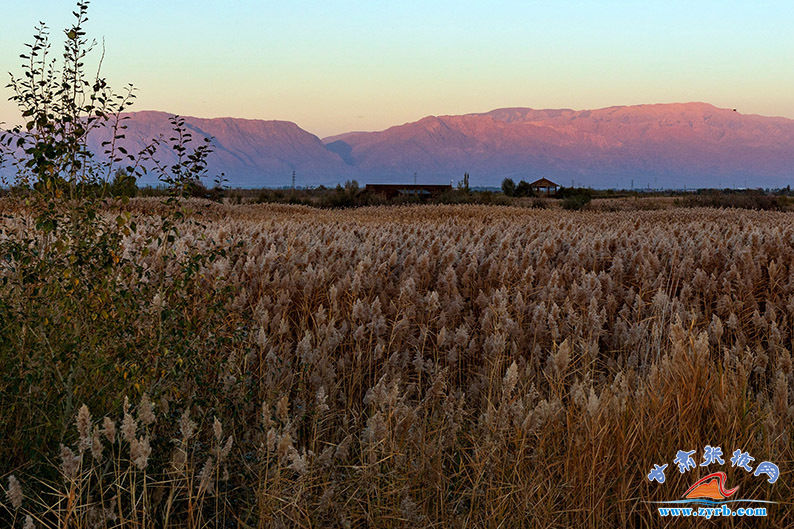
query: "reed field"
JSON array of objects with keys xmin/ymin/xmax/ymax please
[
  {"xmin": 2, "ymin": 200, "xmax": 793, "ymax": 528},
  {"xmin": 3, "ymin": 2, "xmax": 792, "ymax": 527}
]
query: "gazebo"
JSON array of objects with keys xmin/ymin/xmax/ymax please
[{"xmin": 528, "ymin": 178, "xmax": 559, "ymax": 195}]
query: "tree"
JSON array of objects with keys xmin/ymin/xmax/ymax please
[
  {"xmin": 515, "ymin": 180, "xmax": 533, "ymax": 197},
  {"xmin": 1, "ymin": 1, "xmax": 141, "ymax": 198},
  {"xmin": 501, "ymin": 178, "xmax": 516, "ymax": 196},
  {"xmin": 344, "ymin": 179, "xmax": 360, "ymax": 193},
  {"xmin": 109, "ymin": 168, "xmax": 138, "ymax": 197},
  {"xmin": 0, "ymin": 1, "xmax": 149, "ymax": 476},
  {"xmin": 148, "ymin": 115, "xmax": 215, "ymax": 198},
  {"xmin": 458, "ymin": 172, "xmax": 470, "ymax": 193},
  {"xmin": 0, "ymin": 1, "xmax": 228, "ymax": 486}
]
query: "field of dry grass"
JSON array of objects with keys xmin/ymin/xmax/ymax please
[{"xmin": 2, "ymin": 201, "xmax": 793, "ymax": 527}]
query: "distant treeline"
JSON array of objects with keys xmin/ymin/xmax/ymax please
[
  {"xmin": 3, "ymin": 172, "xmax": 792, "ymax": 211},
  {"xmin": 249, "ymin": 180, "xmax": 513, "ymax": 208}
]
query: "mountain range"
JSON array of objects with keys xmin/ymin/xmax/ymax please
[{"xmin": 35, "ymin": 103, "xmax": 794, "ymax": 188}]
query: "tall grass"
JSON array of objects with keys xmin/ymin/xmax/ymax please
[
  {"xmin": 2, "ymin": 203, "xmax": 793, "ymax": 527},
  {"xmin": 1, "ymin": 3, "xmax": 791, "ymax": 527}
]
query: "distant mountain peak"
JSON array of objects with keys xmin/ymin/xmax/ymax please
[
  {"xmin": 87, "ymin": 112, "xmax": 355, "ymax": 187},
  {"xmin": 67, "ymin": 104, "xmax": 794, "ymax": 188},
  {"xmin": 321, "ymin": 103, "xmax": 794, "ymax": 188}
]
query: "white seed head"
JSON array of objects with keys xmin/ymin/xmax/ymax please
[
  {"xmin": 315, "ymin": 386, "xmax": 330, "ymax": 414},
  {"xmin": 91, "ymin": 428, "xmax": 104, "ymax": 461},
  {"xmin": 6, "ymin": 475, "xmax": 22, "ymax": 510},
  {"xmin": 179, "ymin": 409, "xmax": 196, "ymax": 441},
  {"xmin": 130, "ymin": 436, "xmax": 151, "ymax": 470},
  {"xmin": 287, "ymin": 448, "xmax": 307, "ymax": 474},
  {"xmin": 266, "ymin": 428, "xmax": 277, "ymax": 453},
  {"xmin": 60, "ymin": 444, "xmax": 81, "ymax": 481},
  {"xmin": 586, "ymin": 388, "xmax": 601, "ymax": 417},
  {"xmin": 503, "ymin": 361, "xmax": 519, "ymax": 396},
  {"xmin": 220, "ymin": 435, "xmax": 234, "ymax": 461},
  {"xmin": 548, "ymin": 339, "xmax": 571, "ymax": 378},
  {"xmin": 151, "ymin": 293, "xmax": 163, "ymax": 312},
  {"xmin": 76, "ymin": 404, "xmax": 92, "ymax": 453},
  {"xmin": 138, "ymin": 393, "xmax": 155, "ymax": 426},
  {"xmin": 197, "ymin": 457, "xmax": 215, "ymax": 493},
  {"xmin": 261, "ymin": 401, "xmax": 272, "ymax": 430},
  {"xmin": 121, "ymin": 412, "xmax": 137, "ymax": 444},
  {"xmin": 102, "ymin": 417, "xmax": 116, "ymax": 444},
  {"xmin": 277, "ymin": 431, "xmax": 294, "ymax": 460},
  {"xmin": 276, "ymin": 396, "xmax": 289, "ymax": 423},
  {"xmin": 213, "ymin": 416, "xmax": 223, "ymax": 443}
]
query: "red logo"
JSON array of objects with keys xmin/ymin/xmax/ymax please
[{"xmin": 682, "ymin": 472, "xmax": 738, "ymax": 500}]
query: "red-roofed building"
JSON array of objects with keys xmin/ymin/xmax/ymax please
[{"xmin": 529, "ymin": 178, "xmax": 559, "ymax": 195}]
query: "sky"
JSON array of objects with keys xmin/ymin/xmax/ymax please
[{"xmin": 1, "ymin": 0, "xmax": 793, "ymax": 138}]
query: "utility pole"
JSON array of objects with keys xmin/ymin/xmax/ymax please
[
  {"xmin": 292, "ymin": 170, "xmax": 296, "ymax": 190},
  {"xmin": 414, "ymin": 172, "xmax": 417, "ymax": 185}
]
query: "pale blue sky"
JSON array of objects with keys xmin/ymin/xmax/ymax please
[{"xmin": 1, "ymin": 1, "xmax": 793, "ymax": 137}]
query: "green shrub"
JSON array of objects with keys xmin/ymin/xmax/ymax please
[
  {"xmin": 561, "ymin": 193, "xmax": 592, "ymax": 210},
  {"xmin": 554, "ymin": 186, "xmax": 593, "ymax": 199},
  {"xmin": 675, "ymin": 190, "xmax": 786, "ymax": 210}
]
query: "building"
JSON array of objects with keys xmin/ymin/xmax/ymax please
[
  {"xmin": 364, "ymin": 183, "xmax": 453, "ymax": 199},
  {"xmin": 528, "ymin": 178, "xmax": 559, "ymax": 195}
]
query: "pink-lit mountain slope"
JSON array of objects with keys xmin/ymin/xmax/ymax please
[
  {"xmin": 87, "ymin": 111, "xmax": 355, "ymax": 187},
  {"xmin": 324, "ymin": 103, "xmax": 794, "ymax": 188},
  {"xmin": 73, "ymin": 104, "xmax": 794, "ymax": 188}
]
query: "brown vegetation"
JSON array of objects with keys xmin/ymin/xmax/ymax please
[
  {"xmin": 2, "ymin": 3, "xmax": 790, "ymax": 526},
  {"xmin": 2, "ymin": 202, "xmax": 793, "ymax": 527}
]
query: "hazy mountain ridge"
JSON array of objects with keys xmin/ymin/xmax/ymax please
[
  {"xmin": 6, "ymin": 103, "xmax": 794, "ymax": 188},
  {"xmin": 86, "ymin": 111, "xmax": 355, "ymax": 187},
  {"xmin": 325, "ymin": 103, "xmax": 794, "ymax": 188}
]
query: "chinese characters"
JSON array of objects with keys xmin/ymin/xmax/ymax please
[{"xmin": 647, "ymin": 446, "xmax": 778, "ymax": 485}]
